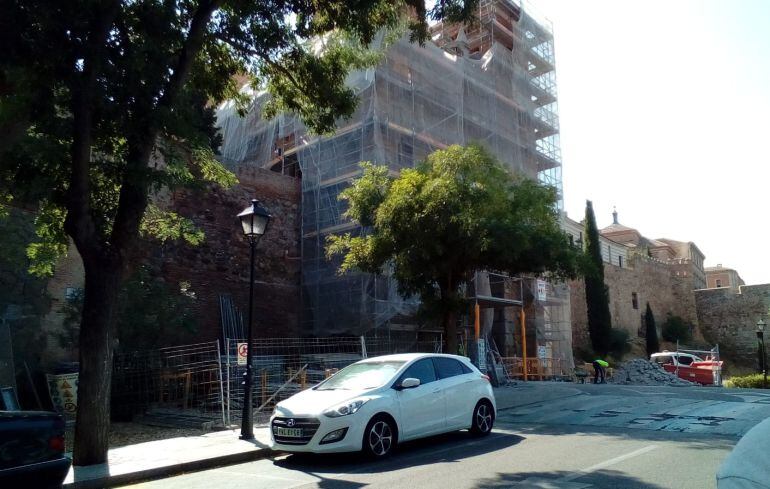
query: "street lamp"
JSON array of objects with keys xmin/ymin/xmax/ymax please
[
  {"xmin": 757, "ymin": 319, "xmax": 767, "ymax": 389},
  {"xmin": 237, "ymin": 199, "xmax": 271, "ymax": 440}
]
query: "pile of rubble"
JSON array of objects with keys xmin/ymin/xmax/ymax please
[{"xmin": 609, "ymin": 358, "xmax": 697, "ymax": 386}]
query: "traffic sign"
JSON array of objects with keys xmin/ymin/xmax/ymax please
[{"xmin": 237, "ymin": 343, "xmax": 248, "ymax": 366}]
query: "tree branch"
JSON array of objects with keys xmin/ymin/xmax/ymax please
[
  {"xmin": 215, "ymin": 33, "xmax": 305, "ymax": 94},
  {"xmin": 158, "ymin": 0, "xmax": 220, "ymax": 111},
  {"xmin": 64, "ymin": 1, "xmax": 120, "ymax": 259},
  {"xmin": 111, "ymin": 0, "xmax": 220, "ymax": 252}
]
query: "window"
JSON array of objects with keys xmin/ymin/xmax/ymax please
[
  {"xmin": 569, "ymin": 234, "xmax": 574, "ymax": 247},
  {"xmin": 433, "ymin": 357, "xmax": 467, "ymax": 379},
  {"xmin": 398, "ymin": 359, "xmax": 437, "ymax": 385},
  {"xmin": 632, "ymin": 292, "xmax": 639, "ymax": 310},
  {"xmin": 677, "ymin": 356, "xmax": 693, "ymax": 366},
  {"xmin": 654, "ymin": 356, "xmax": 674, "ymax": 365},
  {"xmin": 618, "ymin": 256, "xmax": 623, "ymax": 268},
  {"xmin": 316, "ymin": 361, "xmax": 405, "ymax": 391},
  {"xmin": 716, "ymin": 279, "xmax": 722, "ymax": 288}
]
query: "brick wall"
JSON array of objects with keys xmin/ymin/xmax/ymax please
[
  {"xmin": 707, "ymin": 272, "xmax": 731, "ymax": 289},
  {"xmin": 34, "ymin": 165, "xmax": 302, "ymax": 357},
  {"xmin": 159, "ymin": 165, "xmax": 302, "ymax": 341},
  {"xmin": 40, "ymin": 242, "xmax": 84, "ymax": 363},
  {"xmin": 695, "ymin": 284, "xmax": 770, "ymax": 367}
]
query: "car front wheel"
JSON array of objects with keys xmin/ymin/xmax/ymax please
[
  {"xmin": 362, "ymin": 415, "xmax": 396, "ymax": 458},
  {"xmin": 470, "ymin": 400, "xmax": 494, "ymax": 436}
]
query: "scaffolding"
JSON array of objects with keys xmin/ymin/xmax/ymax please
[
  {"xmin": 216, "ymin": 0, "xmax": 569, "ymax": 361},
  {"xmin": 465, "ymin": 271, "xmax": 573, "ymax": 374}
]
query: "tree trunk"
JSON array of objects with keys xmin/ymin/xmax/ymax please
[
  {"xmin": 441, "ymin": 276, "xmax": 459, "ymax": 354},
  {"xmin": 444, "ymin": 309, "xmax": 457, "ymax": 354},
  {"xmin": 72, "ymin": 259, "xmax": 123, "ymax": 466}
]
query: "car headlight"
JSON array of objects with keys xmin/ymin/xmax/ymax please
[{"xmin": 323, "ymin": 398, "xmax": 370, "ymax": 418}]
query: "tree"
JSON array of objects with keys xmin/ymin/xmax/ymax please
[
  {"xmin": 661, "ymin": 314, "xmax": 692, "ymax": 343},
  {"xmin": 0, "ymin": 0, "xmax": 478, "ymax": 465},
  {"xmin": 583, "ymin": 200, "xmax": 612, "ymax": 356},
  {"xmin": 645, "ymin": 302, "xmax": 659, "ymax": 357},
  {"xmin": 327, "ymin": 144, "xmax": 582, "ymax": 353}
]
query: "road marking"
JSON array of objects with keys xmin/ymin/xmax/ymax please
[{"xmin": 559, "ymin": 445, "xmax": 658, "ymax": 482}]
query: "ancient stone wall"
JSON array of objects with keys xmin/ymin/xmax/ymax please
[
  {"xmin": 695, "ymin": 284, "xmax": 770, "ymax": 367},
  {"xmin": 571, "ymin": 254, "xmax": 699, "ymax": 353},
  {"xmin": 0, "ymin": 207, "xmax": 55, "ymax": 381}
]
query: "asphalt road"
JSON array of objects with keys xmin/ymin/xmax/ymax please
[
  {"xmin": 124, "ymin": 422, "xmax": 733, "ymax": 489},
  {"xmin": 125, "ymin": 383, "xmax": 770, "ymax": 489}
]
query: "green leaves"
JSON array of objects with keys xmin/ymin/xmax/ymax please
[
  {"xmin": 328, "ymin": 144, "xmax": 581, "ymax": 304},
  {"xmin": 0, "ymin": 193, "xmax": 11, "ymax": 219},
  {"xmin": 26, "ymin": 202, "xmax": 68, "ymax": 277},
  {"xmin": 191, "ymin": 147, "xmax": 238, "ymax": 188},
  {"xmin": 0, "ymin": 0, "xmax": 480, "ymax": 265},
  {"xmin": 339, "ymin": 162, "xmax": 391, "ymax": 227},
  {"xmin": 584, "ymin": 200, "xmax": 613, "ymax": 356},
  {"xmin": 262, "ymin": 32, "xmax": 386, "ymax": 134},
  {"xmin": 140, "ymin": 204, "xmax": 205, "ymax": 246}
]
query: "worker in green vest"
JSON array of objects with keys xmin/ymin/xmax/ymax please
[{"xmin": 592, "ymin": 359, "xmax": 609, "ymax": 384}]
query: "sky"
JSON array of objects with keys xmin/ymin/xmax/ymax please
[{"xmin": 531, "ymin": 0, "xmax": 770, "ymax": 284}]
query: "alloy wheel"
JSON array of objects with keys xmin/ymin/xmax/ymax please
[
  {"xmin": 367, "ymin": 420, "xmax": 393, "ymax": 456},
  {"xmin": 475, "ymin": 403, "xmax": 492, "ymax": 433}
]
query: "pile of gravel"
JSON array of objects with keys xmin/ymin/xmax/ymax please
[{"xmin": 609, "ymin": 358, "xmax": 697, "ymax": 386}]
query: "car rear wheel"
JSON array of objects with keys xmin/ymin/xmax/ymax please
[
  {"xmin": 362, "ymin": 415, "xmax": 396, "ymax": 458},
  {"xmin": 470, "ymin": 400, "xmax": 494, "ymax": 436}
]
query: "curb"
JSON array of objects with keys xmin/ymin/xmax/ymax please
[{"xmin": 63, "ymin": 447, "xmax": 274, "ymax": 489}]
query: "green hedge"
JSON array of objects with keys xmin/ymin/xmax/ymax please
[
  {"xmin": 661, "ymin": 315, "xmax": 692, "ymax": 343},
  {"xmin": 724, "ymin": 374, "xmax": 768, "ymax": 389},
  {"xmin": 608, "ymin": 328, "xmax": 631, "ymax": 358}
]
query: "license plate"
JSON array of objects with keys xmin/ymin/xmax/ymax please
[{"xmin": 275, "ymin": 427, "xmax": 303, "ymax": 437}]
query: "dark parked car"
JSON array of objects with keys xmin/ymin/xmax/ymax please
[{"xmin": 0, "ymin": 410, "xmax": 71, "ymax": 489}]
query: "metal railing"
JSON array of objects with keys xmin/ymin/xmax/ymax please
[
  {"xmin": 223, "ymin": 336, "xmax": 440, "ymax": 426},
  {"xmin": 111, "ymin": 341, "xmax": 226, "ymax": 426}
]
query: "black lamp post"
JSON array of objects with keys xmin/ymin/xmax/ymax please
[
  {"xmin": 757, "ymin": 319, "xmax": 767, "ymax": 389},
  {"xmin": 237, "ymin": 199, "xmax": 271, "ymax": 440}
]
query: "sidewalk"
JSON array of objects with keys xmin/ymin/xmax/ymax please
[
  {"xmin": 62, "ymin": 383, "xmax": 579, "ymax": 488},
  {"xmin": 63, "ymin": 427, "xmax": 272, "ymax": 489}
]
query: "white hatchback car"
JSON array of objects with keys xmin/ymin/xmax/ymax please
[{"xmin": 269, "ymin": 353, "xmax": 496, "ymax": 457}]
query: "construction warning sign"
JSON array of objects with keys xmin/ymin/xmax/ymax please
[
  {"xmin": 46, "ymin": 372, "xmax": 79, "ymax": 419},
  {"xmin": 237, "ymin": 343, "xmax": 248, "ymax": 366},
  {"xmin": 537, "ymin": 279, "xmax": 547, "ymax": 301}
]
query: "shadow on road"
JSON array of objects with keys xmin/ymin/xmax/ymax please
[
  {"xmin": 473, "ymin": 469, "xmax": 666, "ymax": 489},
  {"xmin": 275, "ymin": 430, "xmax": 524, "ymax": 476}
]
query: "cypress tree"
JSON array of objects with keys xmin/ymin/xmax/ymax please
[
  {"xmin": 645, "ymin": 302, "xmax": 660, "ymax": 357},
  {"xmin": 584, "ymin": 200, "xmax": 612, "ymax": 356}
]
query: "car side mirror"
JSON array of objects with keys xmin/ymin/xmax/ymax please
[{"xmin": 398, "ymin": 377, "xmax": 421, "ymax": 390}]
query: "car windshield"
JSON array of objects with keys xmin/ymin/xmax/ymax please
[{"xmin": 316, "ymin": 361, "xmax": 405, "ymax": 391}]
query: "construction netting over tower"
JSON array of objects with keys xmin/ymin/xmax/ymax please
[{"xmin": 215, "ymin": 0, "xmax": 570, "ymax": 367}]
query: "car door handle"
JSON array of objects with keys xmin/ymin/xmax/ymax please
[{"xmin": 431, "ymin": 389, "xmax": 441, "ymax": 394}]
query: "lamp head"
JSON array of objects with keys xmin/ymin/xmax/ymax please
[{"xmin": 238, "ymin": 199, "xmax": 271, "ymax": 240}]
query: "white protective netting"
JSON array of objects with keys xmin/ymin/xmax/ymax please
[{"xmin": 215, "ymin": 0, "xmax": 569, "ymax": 360}]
